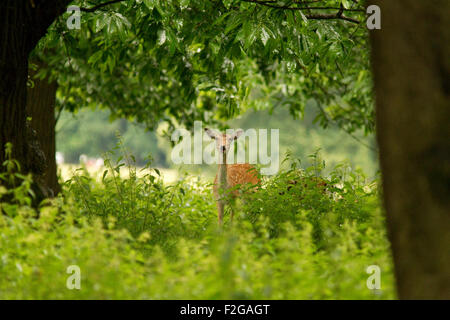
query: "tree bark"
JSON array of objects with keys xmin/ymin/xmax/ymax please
[
  {"xmin": 0, "ymin": 1, "xmax": 33, "ymax": 178},
  {"xmin": 27, "ymin": 60, "xmax": 60, "ymax": 196},
  {"xmin": 0, "ymin": 1, "xmax": 69, "ymax": 201},
  {"xmin": 369, "ymin": 1, "xmax": 450, "ymax": 299}
]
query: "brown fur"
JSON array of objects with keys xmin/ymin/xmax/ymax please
[{"xmin": 213, "ymin": 163, "xmax": 260, "ymax": 198}]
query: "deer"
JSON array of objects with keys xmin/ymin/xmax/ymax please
[{"xmin": 205, "ymin": 128, "xmax": 260, "ymax": 225}]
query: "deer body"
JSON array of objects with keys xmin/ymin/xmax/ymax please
[
  {"xmin": 213, "ymin": 163, "xmax": 260, "ymax": 198},
  {"xmin": 206, "ymin": 128, "xmax": 260, "ymax": 225}
]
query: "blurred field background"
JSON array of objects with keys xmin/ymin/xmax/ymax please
[{"xmin": 56, "ymin": 100, "xmax": 377, "ymax": 184}]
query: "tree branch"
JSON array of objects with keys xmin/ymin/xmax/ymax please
[
  {"xmin": 79, "ymin": 0, "xmax": 125, "ymax": 13},
  {"xmin": 241, "ymin": 0, "xmax": 362, "ymax": 23},
  {"xmin": 306, "ymin": 13, "xmax": 360, "ymax": 24}
]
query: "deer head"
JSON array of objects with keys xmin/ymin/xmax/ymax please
[{"xmin": 204, "ymin": 128, "xmax": 244, "ymax": 157}]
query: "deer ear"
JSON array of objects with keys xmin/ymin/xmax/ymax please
[
  {"xmin": 232, "ymin": 129, "xmax": 244, "ymax": 140},
  {"xmin": 205, "ymin": 128, "xmax": 219, "ymax": 139}
]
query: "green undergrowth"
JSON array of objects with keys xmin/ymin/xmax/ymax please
[{"xmin": 0, "ymin": 145, "xmax": 395, "ymax": 299}]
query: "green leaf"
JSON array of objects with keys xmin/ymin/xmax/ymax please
[
  {"xmin": 260, "ymin": 27, "xmax": 270, "ymax": 46},
  {"xmin": 87, "ymin": 51, "xmax": 103, "ymax": 66},
  {"xmin": 342, "ymin": 0, "xmax": 351, "ymax": 9},
  {"xmin": 143, "ymin": 0, "xmax": 155, "ymax": 10},
  {"xmin": 225, "ymin": 13, "xmax": 243, "ymax": 34},
  {"xmin": 114, "ymin": 12, "xmax": 131, "ymax": 29},
  {"xmin": 95, "ymin": 16, "xmax": 107, "ymax": 32},
  {"xmin": 157, "ymin": 29, "xmax": 166, "ymax": 45},
  {"xmin": 299, "ymin": 11, "xmax": 308, "ymax": 24},
  {"xmin": 106, "ymin": 55, "xmax": 115, "ymax": 73}
]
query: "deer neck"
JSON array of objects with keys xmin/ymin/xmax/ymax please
[{"xmin": 218, "ymin": 152, "xmax": 228, "ymax": 189}]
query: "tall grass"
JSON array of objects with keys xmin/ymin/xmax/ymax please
[{"xmin": 0, "ymin": 143, "xmax": 395, "ymax": 299}]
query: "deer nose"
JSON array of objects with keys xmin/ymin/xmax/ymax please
[{"xmin": 221, "ymin": 146, "xmax": 226, "ymax": 152}]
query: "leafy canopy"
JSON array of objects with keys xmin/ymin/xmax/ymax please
[{"xmin": 35, "ymin": 0, "xmax": 372, "ymax": 135}]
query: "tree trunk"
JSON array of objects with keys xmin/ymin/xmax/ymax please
[
  {"xmin": 369, "ymin": 1, "xmax": 450, "ymax": 299},
  {"xmin": 0, "ymin": 1, "xmax": 34, "ymax": 178},
  {"xmin": 0, "ymin": 1, "xmax": 69, "ymax": 202},
  {"xmin": 27, "ymin": 60, "xmax": 60, "ymax": 196}
]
